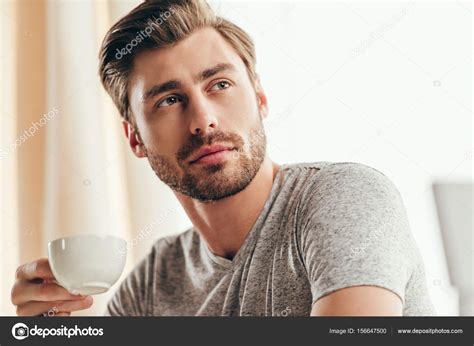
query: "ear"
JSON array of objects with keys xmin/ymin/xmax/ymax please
[
  {"xmin": 254, "ymin": 74, "xmax": 268, "ymax": 120},
  {"xmin": 122, "ymin": 120, "xmax": 147, "ymax": 158}
]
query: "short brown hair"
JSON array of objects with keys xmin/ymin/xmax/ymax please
[{"xmin": 99, "ymin": 0, "xmax": 256, "ymax": 127}]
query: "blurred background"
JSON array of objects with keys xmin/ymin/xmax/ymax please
[{"xmin": 0, "ymin": 0, "xmax": 472, "ymax": 316}]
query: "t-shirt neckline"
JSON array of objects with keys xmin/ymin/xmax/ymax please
[{"xmin": 200, "ymin": 164, "xmax": 289, "ymax": 270}]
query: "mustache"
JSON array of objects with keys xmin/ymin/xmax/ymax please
[{"xmin": 176, "ymin": 130, "xmax": 244, "ymax": 163}]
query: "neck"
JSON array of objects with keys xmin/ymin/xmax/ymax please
[{"xmin": 174, "ymin": 156, "xmax": 280, "ymax": 259}]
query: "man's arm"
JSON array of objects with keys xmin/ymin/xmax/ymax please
[
  {"xmin": 296, "ymin": 163, "xmax": 417, "ymax": 316},
  {"xmin": 311, "ymin": 285, "xmax": 403, "ymax": 316}
]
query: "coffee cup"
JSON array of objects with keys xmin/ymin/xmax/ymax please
[{"xmin": 47, "ymin": 234, "xmax": 127, "ymax": 295}]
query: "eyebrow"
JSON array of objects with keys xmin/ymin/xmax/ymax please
[{"xmin": 141, "ymin": 63, "xmax": 237, "ymax": 103}]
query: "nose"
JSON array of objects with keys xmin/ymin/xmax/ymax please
[{"xmin": 188, "ymin": 94, "xmax": 218, "ymax": 136}]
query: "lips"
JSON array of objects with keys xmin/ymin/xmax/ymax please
[{"xmin": 188, "ymin": 144, "xmax": 234, "ymax": 164}]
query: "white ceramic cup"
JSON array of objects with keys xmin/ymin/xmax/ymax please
[{"xmin": 48, "ymin": 234, "xmax": 127, "ymax": 295}]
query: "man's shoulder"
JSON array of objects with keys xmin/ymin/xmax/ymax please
[
  {"xmin": 294, "ymin": 161, "xmax": 408, "ymax": 242},
  {"xmin": 281, "ymin": 161, "xmax": 396, "ymax": 195},
  {"xmin": 282, "ymin": 161, "xmax": 388, "ymax": 179}
]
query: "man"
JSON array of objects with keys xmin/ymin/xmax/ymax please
[{"xmin": 11, "ymin": 0, "xmax": 435, "ymax": 316}]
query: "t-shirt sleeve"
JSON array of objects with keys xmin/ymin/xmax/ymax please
[
  {"xmin": 297, "ymin": 162, "xmax": 417, "ymax": 306},
  {"xmin": 105, "ymin": 245, "xmax": 157, "ymax": 316}
]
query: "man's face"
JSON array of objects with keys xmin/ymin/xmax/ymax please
[{"xmin": 127, "ymin": 27, "xmax": 268, "ymax": 202}]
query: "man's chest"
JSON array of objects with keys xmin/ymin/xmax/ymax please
[{"xmin": 150, "ymin": 251, "xmax": 313, "ymax": 316}]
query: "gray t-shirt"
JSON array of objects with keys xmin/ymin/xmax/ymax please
[{"xmin": 106, "ymin": 162, "xmax": 436, "ymax": 316}]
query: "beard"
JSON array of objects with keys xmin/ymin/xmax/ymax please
[{"xmin": 145, "ymin": 120, "xmax": 267, "ymax": 202}]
